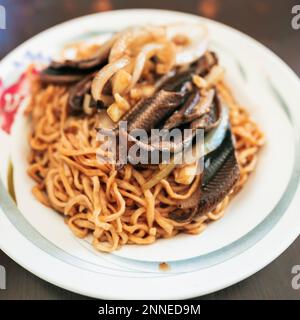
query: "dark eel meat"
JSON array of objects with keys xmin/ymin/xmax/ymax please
[
  {"xmin": 40, "ymin": 48, "xmax": 239, "ymax": 222},
  {"xmin": 169, "ymin": 129, "xmax": 240, "ymax": 222}
]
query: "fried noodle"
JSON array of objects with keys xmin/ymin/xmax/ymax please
[{"xmin": 25, "ymin": 26, "xmax": 264, "ymax": 252}]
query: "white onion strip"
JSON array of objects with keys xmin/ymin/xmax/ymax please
[
  {"xmin": 91, "ymin": 56, "xmax": 131, "ymax": 101},
  {"xmin": 109, "ymin": 26, "xmax": 165, "ymax": 62},
  {"xmin": 129, "ymin": 43, "xmax": 164, "ymax": 90},
  {"xmin": 166, "ymin": 24, "xmax": 208, "ymax": 66}
]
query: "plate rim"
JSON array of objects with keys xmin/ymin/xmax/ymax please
[{"xmin": 0, "ymin": 9, "xmax": 300, "ymax": 299}]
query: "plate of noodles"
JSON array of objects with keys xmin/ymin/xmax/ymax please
[{"xmin": 0, "ymin": 9, "xmax": 300, "ymax": 299}]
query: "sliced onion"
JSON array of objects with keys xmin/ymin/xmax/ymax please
[
  {"xmin": 83, "ymin": 94, "xmax": 93, "ymax": 115},
  {"xmin": 92, "ymin": 33, "xmax": 120, "ymax": 61},
  {"xmin": 166, "ymin": 24, "xmax": 208, "ymax": 66},
  {"xmin": 109, "ymin": 27, "xmax": 133, "ymax": 62},
  {"xmin": 142, "ymin": 160, "xmax": 178, "ymax": 191},
  {"xmin": 97, "ymin": 110, "xmax": 115, "ymax": 129},
  {"xmin": 183, "ymin": 100, "xmax": 229, "ymax": 164},
  {"xmin": 54, "ymin": 33, "xmax": 117, "ymax": 64},
  {"xmin": 129, "ymin": 43, "xmax": 164, "ymax": 90},
  {"xmin": 203, "ymin": 100, "xmax": 229, "ymax": 155},
  {"xmin": 91, "ymin": 56, "xmax": 131, "ymax": 101},
  {"xmin": 109, "ymin": 26, "xmax": 165, "ymax": 62}
]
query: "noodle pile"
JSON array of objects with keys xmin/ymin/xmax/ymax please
[
  {"xmin": 25, "ymin": 26, "xmax": 264, "ymax": 252},
  {"xmin": 25, "ymin": 77, "xmax": 264, "ymax": 252}
]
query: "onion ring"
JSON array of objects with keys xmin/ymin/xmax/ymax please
[
  {"xmin": 91, "ymin": 56, "xmax": 131, "ymax": 101},
  {"xmin": 109, "ymin": 26, "xmax": 165, "ymax": 62},
  {"xmin": 129, "ymin": 43, "xmax": 164, "ymax": 90},
  {"xmin": 166, "ymin": 24, "xmax": 208, "ymax": 66}
]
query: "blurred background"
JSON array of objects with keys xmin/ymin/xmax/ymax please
[
  {"xmin": 1, "ymin": 0, "xmax": 300, "ymax": 74},
  {"xmin": 0, "ymin": 0, "xmax": 300, "ymax": 300}
]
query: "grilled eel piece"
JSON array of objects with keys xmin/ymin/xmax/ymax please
[{"xmin": 169, "ymin": 129, "xmax": 240, "ymax": 222}]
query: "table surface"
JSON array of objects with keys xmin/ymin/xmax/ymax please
[{"xmin": 0, "ymin": 0, "xmax": 300, "ymax": 300}]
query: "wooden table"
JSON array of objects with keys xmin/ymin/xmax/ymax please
[{"xmin": 0, "ymin": 0, "xmax": 300, "ymax": 300}]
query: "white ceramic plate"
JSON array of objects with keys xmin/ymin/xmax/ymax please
[{"xmin": 0, "ymin": 9, "xmax": 300, "ymax": 299}]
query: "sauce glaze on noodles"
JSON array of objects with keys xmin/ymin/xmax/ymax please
[{"xmin": 25, "ymin": 76, "xmax": 264, "ymax": 252}]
